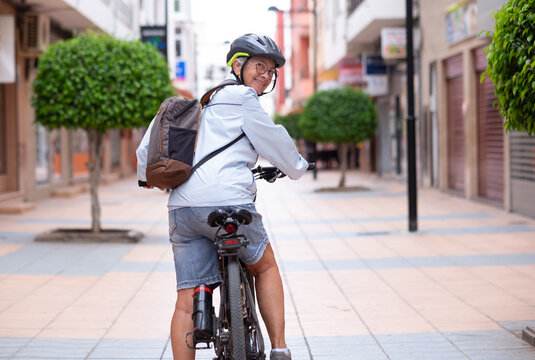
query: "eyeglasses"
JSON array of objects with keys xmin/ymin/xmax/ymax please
[{"xmin": 255, "ymin": 62, "xmax": 278, "ymax": 78}]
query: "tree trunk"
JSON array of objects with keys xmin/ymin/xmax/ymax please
[
  {"xmin": 337, "ymin": 142, "xmax": 349, "ymax": 188},
  {"xmin": 86, "ymin": 129, "xmax": 103, "ymax": 233}
]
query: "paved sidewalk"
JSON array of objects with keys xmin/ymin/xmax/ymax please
[{"xmin": 1, "ymin": 170, "xmax": 535, "ymax": 359}]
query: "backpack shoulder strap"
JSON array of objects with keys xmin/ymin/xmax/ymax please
[
  {"xmin": 190, "ymin": 79, "xmax": 243, "ymax": 175},
  {"xmin": 190, "ymin": 133, "xmax": 246, "ymax": 174},
  {"xmin": 199, "ymin": 79, "xmax": 241, "ymax": 106}
]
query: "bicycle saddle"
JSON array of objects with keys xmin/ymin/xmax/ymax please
[
  {"xmin": 207, "ymin": 209, "xmax": 227, "ymax": 227},
  {"xmin": 231, "ymin": 209, "xmax": 252, "ymax": 225},
  {"xmin": 207, "ymin": 209, "xmax": 253, "ymax": 227}
]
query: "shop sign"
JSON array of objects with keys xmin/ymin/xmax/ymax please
[
  {"xmin": 381, "ymin": 28, "xmax": 421, "ymax": 59},
  {"xmin": 364, "ymin": 55, "xmax": 389, "ymax": 96},
  {"xmin": 175, "ymin": 61, "xmax": 186, "ymax": 80},
  {"xmin": 381, "ymin": 28, "xmax": 406, "ymax": 59},
  {"xmin": 365, "ymin": 75, "xmax": 388, "ymax": 96},
  {"xmin": 0, "ymin": 15, "xmax": 15, "ymax": 83},
  {"xmin": 365, "ymin": 55, "xmax": 388, "ymax": 75},
  {"xmin": 140, "ymin": 25, "xmax": 167, "ymax": 59},
  {"xmin": 445, "ymin": 0, "xmax": 478, "ymax": 44},
  {"xmin": 338, "ymin": 57, "xmax": 363, "ymax": 85}
]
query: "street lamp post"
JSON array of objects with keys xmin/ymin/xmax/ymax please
[{"xmin": 406, "ymin": 0, "xmax": 418, "ymax": 232}]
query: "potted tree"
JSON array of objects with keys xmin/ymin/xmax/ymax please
[
  {"xmin": 32, "ymin": 31, "xmax": 173, "ymax": 241},
  {"xmin": 299, "ymin": 87, "xmax": 377, "ymax": 188}
]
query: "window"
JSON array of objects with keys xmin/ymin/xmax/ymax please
[
  {"xmin": 72, "ymin": 129, "xmax": 89, "ymax": 175},
  {"xmin": 300, "ymin": 36, "xmax": 310, "ymax": 79},
  {"xmin": 35, "ymin": 123, "xmax": 49, "ymax": 185},
  {"xmin": 174, "ymin": 0, "xmax": 180, "ymax": 12},
  {"xmin": 175, "ymin": 27, "xmax": 182, "ymax": 57},
  {"xmin": 175, "ymin": 40, "xmax": 182, "ymax": 57}
]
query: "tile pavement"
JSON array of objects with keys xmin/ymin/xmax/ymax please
[{"xmin": 0, "ymin": 169, "xmax": 534, "ymax": 359}]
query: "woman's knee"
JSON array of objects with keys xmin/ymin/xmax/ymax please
[
  {"xmin": 247, "ymin": 244, "xmax": 279, "ymax": 277},
  {"xmin": 175, "ymin": 288, "xmax": 194, "ymax": 315}
]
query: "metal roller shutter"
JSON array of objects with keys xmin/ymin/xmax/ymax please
[
  {"xmin": 445, "ymin": 55, "xmax": 464, "ymax": 193},
  {"xmin": 510, "ymin": 132, "xmax": 535, "ymax": 218},
  {"xmin": 475, "ymin": 47, "xmax": 504, "ymax": 203}
]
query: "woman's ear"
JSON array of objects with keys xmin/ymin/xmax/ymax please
[{"xmin": 232, "ymin": 60, "xmax": 242, "ymax": 76}]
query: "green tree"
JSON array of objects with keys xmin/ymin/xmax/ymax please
[
  {"xmin": 33, "ymin": 31, "xmax": 173, "ymax": 233},
  {"xmin": 274, "ymin": 112, "xmax": 303, "ymax": 139},
  {"xmin": 484, "ymin": 0, "xmax": 535, "ymax": 135},
  {"xmin": 300, "ymin": 87, "xmax": 377, "ymax": 187}
]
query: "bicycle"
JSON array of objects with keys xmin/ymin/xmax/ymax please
[{"xmin": 187, "ymin": 163, "xmax": 315, "ymax": 360}]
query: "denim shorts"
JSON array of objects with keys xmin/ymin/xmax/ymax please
[{"xmin": 168, "ymin": 203, "xmax": 269, "ymax": 290}]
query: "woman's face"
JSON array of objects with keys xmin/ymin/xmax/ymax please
[{"xmin": 233, "ymin": 56, "xmax": 277, "ymax": 95}]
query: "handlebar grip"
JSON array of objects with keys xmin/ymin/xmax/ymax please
[{"xmin": 307, "ymin": 162, "xmax": 316, "ymax": 170}]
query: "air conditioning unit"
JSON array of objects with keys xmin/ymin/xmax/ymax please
[{"xmin": 22, "ymin": 13, "xmax": 50, "ymax": 54}]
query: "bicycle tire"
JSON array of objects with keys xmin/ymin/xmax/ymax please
[
  {"xmin": 243, "ymin": 273, "xmax": 264, "ymax": 359},
  {"xmin": 227, "ymin": 258, "xmax": 247, "ymax": 359}
]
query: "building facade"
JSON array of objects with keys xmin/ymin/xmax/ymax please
[
  {"xmin": 419, "ymin": 0, "xmax": 535, "ymax": 218},
  {"xmin": 0, "ymin": 0, "xmax": 152, "ymax": 212},
  {"xmin": 344, "ymin": 0, "xmax": 407, "ymax": 174},
  {"xmin": 280, "ymin": 0, "xmax": 534, "ymax": 218},
  {"xmin": 167, "ymin": 0, "xmax": 196, "ymax": 98}
]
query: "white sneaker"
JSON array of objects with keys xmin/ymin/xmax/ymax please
[{"xmin": 270, "ymin": 349, "xmax": 292, "ymax": 360}]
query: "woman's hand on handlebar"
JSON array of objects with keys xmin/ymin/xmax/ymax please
[
  {"xmin": 252, "ymin": 162, "xmax": 316, "ymax": 182},
  {"xmin": 252, "ymin": 165, "xmax": 283, "ymax": 181}
]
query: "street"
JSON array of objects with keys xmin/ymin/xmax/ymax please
[{"xmin": 1, "ymin": 170, "xmax": 535, "ymax": 359}]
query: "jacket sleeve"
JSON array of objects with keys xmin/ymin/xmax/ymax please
[
  {"xmin": 241, "ymin": 89, "xmax": 309, "ymax": 179},
  {"xmin": 136, "ymin": 117, "xmax": 155, "ymax": 182}
]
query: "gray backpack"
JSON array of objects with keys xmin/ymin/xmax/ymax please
[{"xmin": 138, "ymin": 79, "xmax": 244, "ymax": 189}]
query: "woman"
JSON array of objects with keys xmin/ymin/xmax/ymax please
[{"xmin": 138, "ymin": 33, "xmax": 309, "ymax": 360}]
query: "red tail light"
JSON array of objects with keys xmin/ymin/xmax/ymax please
[
  {"xmin": 223, "ymin": 239, "xmax": 239, "ymax": 246},
  {"xmin": 225, "ymin": 224, "xmax": 236, "ymax": 234}
]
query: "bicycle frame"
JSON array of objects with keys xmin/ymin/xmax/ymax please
[{"xmin": 189, "ymin": 212, "xmax": 265, "ymax": 360}]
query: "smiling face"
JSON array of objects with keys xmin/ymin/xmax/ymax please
[{"xmin": 232, "ymin": 56, "xmax": 277, "ymax": 95}]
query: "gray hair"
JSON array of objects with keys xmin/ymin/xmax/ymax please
[{"xmin": 234, "ymin": 56, "xmax": 247, "ymax": 65}]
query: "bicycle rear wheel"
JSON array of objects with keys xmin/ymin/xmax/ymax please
[{"xmin": 227, "ymin": 258, "xmax": 247, "ymax": 359}]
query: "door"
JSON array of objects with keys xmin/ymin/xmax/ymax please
[{"xmin": 0, "ymin": 83, "xmax": 18, "ymax": 193}]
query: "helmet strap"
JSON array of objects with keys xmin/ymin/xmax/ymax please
[
  {"xmin": 258, "ymin": 79, "xmax": 277, "ymax": 97},
  {"xmin": 239, "ymin": 57, "xmax": 250, "ymax": 86},
  {"xmin": 259, "ymin": 71, "xmax": 279, "ymax": 97}
]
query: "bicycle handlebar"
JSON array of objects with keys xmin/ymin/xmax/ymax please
[{"xmin": 252, "ymin": 162, "xmax": 316, "ymax": 182}]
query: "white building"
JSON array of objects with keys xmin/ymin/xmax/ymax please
[{"xmin": 167, "ymin": 0, "xmax": 196, "ymax": 97}]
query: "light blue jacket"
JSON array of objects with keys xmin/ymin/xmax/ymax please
[{"xmin": 136, "ymin": 79, "xmax": 309, "ymax": 209}]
